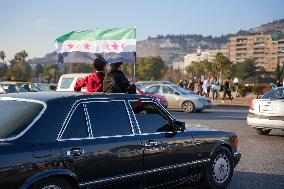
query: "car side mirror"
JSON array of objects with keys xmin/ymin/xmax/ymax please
[{"xmin": 173, "ymin": 120, "xmax": 185, "ymax": 131}]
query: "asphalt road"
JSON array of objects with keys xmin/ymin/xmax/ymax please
[{"xmin": 169, "ymin": 106, "xmax": 284, "ymax": 189}]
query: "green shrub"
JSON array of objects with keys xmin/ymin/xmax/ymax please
[{"xmin": 239, "ymin": 86, "xmax": 248, "ymax": 97}]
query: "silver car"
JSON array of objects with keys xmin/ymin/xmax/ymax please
[{"xmin": 145, "ymin": 84, "xmax": 212, "ymax": 112}]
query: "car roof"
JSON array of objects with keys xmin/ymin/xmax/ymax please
[
  {"xmin": 147, "ymin": 83, "xmax": 177, "ymax": 87},
  {"xmin": 60, "ymin": 73, "xmax": 91, "ymax": 77},
  {"xmin": 0, "ymin": 92, "xmax": 151, "ymax": 102}
]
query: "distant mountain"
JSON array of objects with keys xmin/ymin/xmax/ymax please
[
  {"xmin": 27, "ymin": 51, "xmax": 58, "ymax": 65},
  {"xmin": 28, "ymin": 19, "xmax": 284, "ymax": 65},
  {"xmin": 248, "ymin": 18, "xmax": 284, "ymax": 34}
]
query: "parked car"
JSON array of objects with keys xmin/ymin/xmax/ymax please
[
  {"xmin": 19, "ymin": 83, "xmax": 41, "ymax": 92},
  {"xmin": 145, "ymin": 83, "xmax": 211, "ymax": 112},
  {"xmin": 57, "ymin": 73, "xmax": 90, "ymax": 92},
  {"xmin": 0, "ymin": 82, "xmax": 29, "ymax": 94},
  {"xmin": 136, "ymin": 84, "xmax": 168, "ymax": 108},
  {"xmin": 0, "ymin": 92, "xmax": 240, "ymax": 189},
  {"xmin": 247, "ymin": 87, "xmax": 284, "ymax": 135},
  {"xmin": 34, "ymin": 83, "xmax": 57, "ymax": 92},
  {"xmin": 136, "ymin": 80, "xmax": 175, "ymax": 87}
]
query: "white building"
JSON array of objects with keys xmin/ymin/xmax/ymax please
[{"xmin": 173, "ymin": 47, "xmax": 228, "ymax": 73}]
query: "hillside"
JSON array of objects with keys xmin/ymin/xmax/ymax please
[{"xmin": 27, "ymin": 19, "xmax": 284, "ymax": 65}]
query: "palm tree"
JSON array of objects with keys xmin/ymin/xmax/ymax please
[
  {"xmin": 0, "ymin": 51, "xmax": 6, "ymax": 78},
  {"xmin": 0, "ymin": 51, "xmax": 5, "ymax": 64},
  {"xmin": 16, "ymin": 50, "xmax": 28, "ymax": 63}
]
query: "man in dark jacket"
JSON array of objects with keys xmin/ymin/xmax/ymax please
[
  {"xmin": 74, "ymin": 57, "xmax": 106, "ymax": 92},
  {"xmin": 103, "ymin": 62, "xmax": 136, "ymax": 94},
  {"xmin": 222, "ymin": 77, "xmax": 233, "ymax": 103}
]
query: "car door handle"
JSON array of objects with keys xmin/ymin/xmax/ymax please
[
  {"xmin": 194, "ymin": 139, "xmax": 203, "ymax": 145},
  {"xmin": 67, "ymin": 148, "xmax": 85, "ymax": 156},
  {"xmin": 144, "ymin": 140, "xmax": 158, "ymax": 147}
]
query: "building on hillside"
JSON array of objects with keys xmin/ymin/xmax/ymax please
[
  {"xmin": 273, "ymin": 33, "xmax": 284, "ymax": 67},
  {"xmin": 228, "ymin": 33, "xmax": 284, "ymax": 72},
  {"xmin": 172, "ymin": 47, "xmax": 228, "ymax": 73}
]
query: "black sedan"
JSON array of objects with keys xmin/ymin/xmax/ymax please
[{"xmin": 0, "ymin": 92, "xmax": 241, "ymax": 189}]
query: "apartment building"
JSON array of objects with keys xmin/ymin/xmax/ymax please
[
  {"xmin": 172, "ymin": 47, "xmax": 228, "ymax": 73},
  {"xmin": 228, "ymin": 34, "xmax": 284, "ymax": 72}
]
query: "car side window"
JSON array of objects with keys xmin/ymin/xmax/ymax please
[
  {"xmin": 130, "ymin": 101, "xmax": 171, "ymax": 133},
  {"xmin": 148, "ymin": 86, "xmax": 160, "ymax": 93},
  {"xmin": 162, "ymin": 86, "xmax": 175, "ymax": 94},
  {"xmin": 87, "ymin": 101, "xmax": 133, "ymax": 137},
  {"xmin": 62, "ymin": 104, "xmax": 88, "ymax": 139}
]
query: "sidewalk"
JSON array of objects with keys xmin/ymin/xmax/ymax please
[{"xmin": 210, "ymin": 92, "xmax": 256, "ymax": 108}]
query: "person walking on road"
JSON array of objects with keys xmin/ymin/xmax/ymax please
[{"xmin": 222, "ymin": 78, "xmax": 233, "ymax": 103}]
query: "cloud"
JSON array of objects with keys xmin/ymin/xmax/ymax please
[{"xmin": 34, "ymin": 17, "xmax": 48, "ymax": 24}]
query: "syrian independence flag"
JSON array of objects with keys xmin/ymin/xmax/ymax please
[{"xmin": 55, "ymin": 28, "xmax": 136, "ymax": 64}]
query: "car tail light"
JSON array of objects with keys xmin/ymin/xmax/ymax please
[
  {"xmin": 249, "ymin": 101, "xmax": 254, "ymax": 110},
  {"xmin": 233, "ymin": 138, "xmax": 239, "ymax": 148}
]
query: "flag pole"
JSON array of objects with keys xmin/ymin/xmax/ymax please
[
  {"xmin": 133, "ymin": 52, "xmax": 136, "ymax": 82},
  {"xmin": 133, "ymin": 26, "xmax": 137, "ymax": 82}
]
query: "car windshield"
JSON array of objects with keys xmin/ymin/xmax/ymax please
[
  {"xmin": 1, "ymin": 84, "xmax": 19, "ymax": 93},
  {"xmin": 172, "ymin": 85, "xmax": 192, "ymax": 95},
  {"xmin": 262, "ymin": 88, "xmax": 284, "ymax": 99},
  {"xmin": 0, "ymin": 100, "xmax": 43, "ymax": 139},
  {"xmin": 60, "ymin": 78, "xmax": 74, "ymax": 89},
  {"xmin": 36, "ymin": 84, "xmax": 50, "ymax": 92}
]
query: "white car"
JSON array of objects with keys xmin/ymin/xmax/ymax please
[
  {"xmin": 247, "ymin": 87, "xmax": 284, "ymax": 135},
  {"xmin": 57, "ymin": 73, "xmax": 89, "ymax": 92},
  {"xmin": 145, "ymin": 83, "xmax": 212, "ymax": 113}
]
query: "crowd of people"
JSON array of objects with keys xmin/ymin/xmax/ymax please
[{"xmin": 178, "ymin": 76, "xmax": 240, "ymax": 103}]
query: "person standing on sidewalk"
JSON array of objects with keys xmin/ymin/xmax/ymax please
[
  {"xmin": 203, "ymin": 76, "xmax": 211, "ymax": 98},
  {"xmin": 211, "ymin": 77, "xmax": 220, "ymax": 101},
  {"xmin": 194, "ymin": 80, "xmax": 203, "ymax": 96},
  {"xmin": 233, "ymin": 77, "xmax": 240, "ymax": 97},
  {"xmin": 222, "ymin": 78, "xmax": 233, "ymax": 103}
]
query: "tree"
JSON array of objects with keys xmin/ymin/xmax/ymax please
[
  {"xmin": 31, "ymin": 64, "xmax": 44, "ymax": 82},
  {"xmin": 185, "ymin": 65, "xmax": 194, "ymax": 77},
  {"xmin": 213, "ymin": 53, "xmax": 232, "ymax": 79},
  {"xmin": 0, "ymin": 51, "xmax": 5, "ymax": 63},
  {"xmin": 0, "ymin": 51, "xmax": 6, "ymax": 78},
  {"xmin": 44, "ymin": 64, "xmax": 59, "ymax": 83},
  {"xmin": 136, "ymin": 56, "xmax": 165, "ymax": 80},
  {"xmin": 233, "ymin": 58, "xmax": 258, "ymax": 80},
  {"xmin": 274, "ymin": 62, "xmax": 282, "ymax": 81},
  {"xmin": 6, "ymin": 51, "xmax": 31, "ymax": 81}
]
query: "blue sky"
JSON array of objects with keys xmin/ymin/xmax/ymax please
[{"xmin": 0, "ymin": 0, "xmax": 283, "ymax": 60}]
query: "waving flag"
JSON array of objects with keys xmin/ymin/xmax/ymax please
[{"xmin": 55, "ymin": 28, "xmax": 136, "ymax": 64}]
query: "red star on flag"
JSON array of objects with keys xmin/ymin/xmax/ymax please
[
  {"xmin": 84, "ymin": 43, "xmax": 90, "ymax": 50},
  {"xmin": 121, "ymin": 42, "xmax": 126, "ymax": 49},
  {"xmin": 67, "ymin": 43, "xmax": 74, "ymax": 49},
  {"xmin": 104, "ymin": 42, "xmax": 110, "ymax": 50},
  {"xmin": 112, "ymin": 42, "xmax": 119, "ymax": 50}
]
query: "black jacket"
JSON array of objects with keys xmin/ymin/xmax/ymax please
[{"xmin": 103, "ymin": 69, "xmax": 136, "ymax": 94}]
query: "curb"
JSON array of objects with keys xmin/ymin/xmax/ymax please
[{"xmin": 212, "ymin": 104, "xmax": 249, "ymax": 108}]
